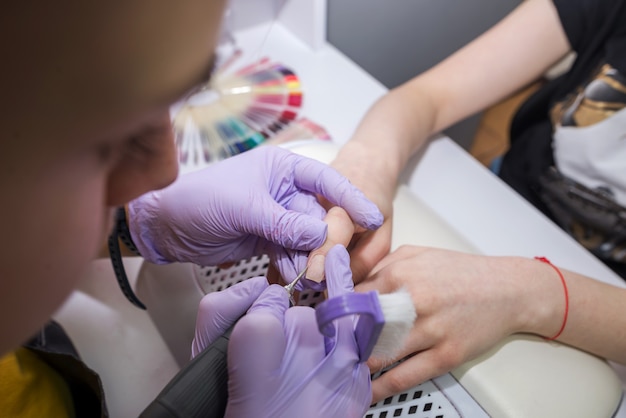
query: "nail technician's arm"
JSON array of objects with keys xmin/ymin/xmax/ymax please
[
  {"xmin": 328, "ymin": 0, "xmax": 572, "ymax": 282},
  {"xmin": 356, "ymin": 246, "xmax": 626, "ymax": 403}
]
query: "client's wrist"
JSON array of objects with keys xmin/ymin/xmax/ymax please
[
  {"xmin": 334, "ymin": 141, "xmax": 401, "ymax": 188},
  {"xmin": 512, "ymin": 257, "xmax": 567, "ymax": 338}
]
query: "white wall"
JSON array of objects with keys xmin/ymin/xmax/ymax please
[
  {"xmin": 327, "ymin": 0, "xmax": 523, "ymax": 148},
  {"xmin": 228, "ymin": 0, "xmax": 284, "ymax": 30}
]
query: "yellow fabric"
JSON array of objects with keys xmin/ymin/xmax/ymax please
[{"xmin": 0, "ymin": 348, "xmax": 75, "ymax": 418}]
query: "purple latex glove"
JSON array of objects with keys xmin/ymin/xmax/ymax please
[
  {"xmin": 271, "ymin": 191, "xmax": 326, "ymax": 291},
  {"xmin": 128, "ymin": 146, "xmax": 382, "ymax": 280},
  {"xmin": 225, "ymin": 245, "xmax": 372, "ymax": 418},
  {"xmin": 191, "ymin": 276, "xmax": 269, "ymax": 358}
]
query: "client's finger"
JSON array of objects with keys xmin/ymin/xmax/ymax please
[{"xmin": 306, "ymin": 207, "xmax": 355, "ymax": 283}]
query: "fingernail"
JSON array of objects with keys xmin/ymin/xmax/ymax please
[{"xmin": 307, "ymin": 254, "xmax": 325, "ymax": 283}]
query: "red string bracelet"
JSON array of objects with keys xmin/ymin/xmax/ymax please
[{"xmin": 535, "ymin": 256, "xmax": 569, "ymax": 341}]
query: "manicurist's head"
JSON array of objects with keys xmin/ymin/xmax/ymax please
[{"xmin": 0, "ymin": 0, "xmax": 228, "ymax": 355}]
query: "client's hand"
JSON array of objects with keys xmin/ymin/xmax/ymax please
[
  {"xmin": 128, "ymin": 146, "xmax": 382, "ymax": 279},
  {"xmin": 357, "ymin": 246, "xmax": 554, "ymax": 403},
  {"xmin": 225, "ymin": 245, "xmax": 372, "ymax": 418},
  {"xmin": 330, "ymin": 141, "xmax": 396, "ymax": 283}
]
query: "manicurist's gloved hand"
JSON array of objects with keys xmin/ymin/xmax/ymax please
[
  {"xmin": 224, "ymin": 245, "xmax": 371, "ymax": 418},
  {"xmin": 128, "ymin": 146, "xmax": 383, "ymax": 280},
  {"xmin": 190, "ymin": 276, "xmax": 269, "ymax": 358}
]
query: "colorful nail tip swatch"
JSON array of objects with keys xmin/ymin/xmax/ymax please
[{"xmin": 172, "ymin": 58, "xmax": 309, "ymax": 173}]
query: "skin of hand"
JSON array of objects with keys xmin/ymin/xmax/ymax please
[
  {"xmin": 0, "ymin": 0, "xmax": 228, "ymax": 356},
  {"xmin": 324, "ymin": 0, "xmax": 571, "ymax": 282},
  {"xmin": 356, "ymin": 246, "xmax": 626, "ymax": 403}
]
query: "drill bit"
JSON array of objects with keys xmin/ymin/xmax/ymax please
[{"xmin": 284, "ymin": 267, "xmax": 308, "ymax": 306}]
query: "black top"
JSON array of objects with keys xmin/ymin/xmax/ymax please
[{"xmin": 499, "ymin": 0, "xmax": 626, "ymax": 277}]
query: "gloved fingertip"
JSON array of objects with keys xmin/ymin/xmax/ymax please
[
  {"xmin": 247, "ymin": 284, "xmax": 289, "ymax": 318},
  {"xmin": 298, "ymin": 277, "xmax": 327, "ymax": 292},
  {"xmin": 350, "ymin": 198, "xmax": 384, "ymax": 230},
  {"xmin": 243, "ymin": 276, "xmax": 271, "ymax": 295},
  {"xmin": 324, "ymin": 245, "xmax": 354, "ymax": 297},
  {"xmin": 327, "ymin": 244, "xmax": 350, "ymax": 267},
  {"xmin": 199, "ymin": 276, "xmax": 268, "ymax": 314},
  {"xmin": 302, "ymin": 217, "xmax": 328, "ymax": 248},
  {"xmin": 364, "ymin": 208, "xmax": 384, "ymax": 230},
  {"xmin": 279, "ymin": 214, "xmax": 328, "ymax": 250}
]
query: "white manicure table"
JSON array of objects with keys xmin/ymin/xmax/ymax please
[{"xmin": 54, "ymin": 8, "xmax": 626, "ymax": 418}]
